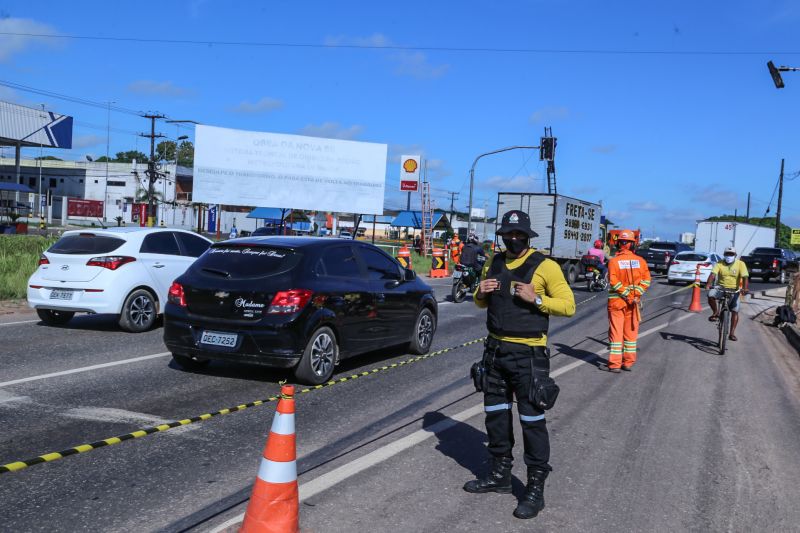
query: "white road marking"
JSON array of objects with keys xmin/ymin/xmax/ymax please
[
  {"xmin": 62, "ymin": 407, "xmax": 197, "ymax": 436},
  {"xmin": 209, "ymin": 307, "xmax": 704, "ymax": 533},
  {"xmin": 0, "ymin": 352, "xmax": 171, "ymax": 389},
  {"xmin": 0, "ymin": 389, "xmax": 32, "ymax": 405},
  {"xmin": 0, "ymin": 319, "xmax": 39, "ymax": 327}
]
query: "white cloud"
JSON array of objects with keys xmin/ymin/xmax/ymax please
[
  {"xmin": 629, "ymin": 201, "xmax": 662, "ymax": 212},
  {"xmin": 0, "ymin": 17, "xmax": 57, "ymax": 62},
  {"xmin": 72, "ymin": 134, "xmax": 106, "ymax": 149},
  {"xmin": 325, "ymin": 34, "xmax": 449, "ymax": 79},
  {"xmin": 529, "ymin": 106, "xmax": 570, "ymax": 124},
  {"xmin": 127, "ymin": 80, "xmax": 193, "ymax": 97},
  {"xmin": 228, "ymin": 97, "xmax": 284, "ymax": 114},
  {"xmin": 592, "ymin": 144, "xmax": 617, "ymax": 154},
  {"xmin": 690, "ymin": 185, "xmax": 740, "ymax": 210},
  {"xmin": 483, "ymin": 174, "xmax": 545, "ymax": 191},
  {"xmin": 298, "ymin": 122, "xmax": 364, "ymax": 140}
]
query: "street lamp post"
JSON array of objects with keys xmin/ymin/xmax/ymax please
[
  {"xmin": 768, "ymin": 60, "xmax": 800, "ymax": 89},
  {"xmin": 38, "ymin": 104, "xmax": 44, "ymax": 217},
  {"xmin": 467, "ymin": 145, "xmax": 539, "ymax": 235},
  {"xmin": 104, "ymin": 101, "xmax": 115, "ymax": 222}
]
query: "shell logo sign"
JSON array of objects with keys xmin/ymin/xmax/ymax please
[{"xmin": 400, "ymin": 154, "xmax": 420, "ymax": 192}]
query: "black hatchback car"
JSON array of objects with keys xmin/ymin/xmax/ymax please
[{"xmin": 163, "ymin": 237, "xmax": 437, "ymax": 384}]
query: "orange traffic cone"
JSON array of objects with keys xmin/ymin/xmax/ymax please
[
  {"xmin": 240, "ymin": 385, "xmax": 299, "ymax": 533},
  {"xmin": 688, "ymin": 265, "xmax": 703, "ymax": 313}
]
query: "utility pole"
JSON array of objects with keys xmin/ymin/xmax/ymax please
[
  {"xmin": 746, "ymin": 192, "xmax": 751, "ymax": 222},
  {"xmin": 776, "ymin": 158, "xmax": 785, "ymax": 247},
  {"xmin": 447, "ymin": 191, "xmax": 459, "ymax": 233},
  {"xmin": 140, "ymin": 114, "xmax": 166, "ymax": 227}
]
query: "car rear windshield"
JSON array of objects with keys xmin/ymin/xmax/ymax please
[
  {"xmin": 48, "ymin": 234, "xmax": 126, "ymax": 255},
  {"xmin": 676, "ymin": 253, "xmax": 708, "ymax": 262},
  {"xmin": 751, "ymin": 248, "xmax": 781, "ymax": 256},
  {"xmin": 193, "ymin": 245, "xmax": 301, "ymax": 278},
  {"xmin": 650, "ymin": 243, "xmax": 680, "ymax": 251}
]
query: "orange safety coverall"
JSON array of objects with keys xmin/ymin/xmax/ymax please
[
  {"xmin": 607, "ymin": 248, "xmax": 651, "ymax": 369},
  {"xmin": 450, "ymin": 238, "xmax": 463, "ymax": 264}
]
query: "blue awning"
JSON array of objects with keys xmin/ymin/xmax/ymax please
[
  {"xmin": 390, "ymin": 211, "xmax": 446, "ymax": 229},
  {"xmin": 247, "ymin": 207, "xmax": 287, "ymax": 221},
  {"xmin": 0, "ymin": 182, "xmax": 35, "ymax": 193}
]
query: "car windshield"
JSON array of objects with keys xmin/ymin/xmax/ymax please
[
  {"xmin": 193, "ymin": 244, "xmax": 301, "ymax": 279},
  {"xmin": 675, "ymin": 253, "xmax": 708, "ymax": 262},
  {"xmin": 48, "ymin": 234, "xmax": 126, "ymax": 255},
  {"xmin": 751, "ymin": 248, "xmax": 781, "ymax": 256}
]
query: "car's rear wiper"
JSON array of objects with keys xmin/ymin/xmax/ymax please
[{"xmin": 201, "ymin": 267, "xmax": 231, "ymax": 278}]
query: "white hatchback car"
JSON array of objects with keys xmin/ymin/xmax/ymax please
[
  {"xmin": 666, "ymin": 251, "xmax": 720, "ymax": 285},
  {"xmin": 27, "ymin": 227, "xmax": 212, "ymax": 331}
]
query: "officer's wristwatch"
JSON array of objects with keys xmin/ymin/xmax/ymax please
[{"xmin": 534, "ymin": 295, "xmax": 543, "ymax": 306}]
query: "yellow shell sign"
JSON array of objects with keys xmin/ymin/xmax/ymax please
[{"xmin": 403, "ymin": 158, "xmax": 418, "ymax": 174}]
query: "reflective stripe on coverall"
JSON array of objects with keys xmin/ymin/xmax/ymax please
[{"xmin": 607, "ymin": 248, "xmax": 651, "ymax": 369}]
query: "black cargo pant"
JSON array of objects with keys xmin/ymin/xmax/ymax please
[{"xmin": 483, "ymin": 339, "xmax": 551, "ymax": 471}]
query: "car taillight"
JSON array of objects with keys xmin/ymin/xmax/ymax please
[
  {"xmin": 38, "ymin": 255, "xmax": 49, "ymax": 266},
  {"xmin": 86, "ymin": 256, "xmax": 136, "ymax": 270},
  {"xmin": 268, "ymin": 289, "xmax": 313, "ymax": 314},
  {"xmin": 168, "ymin": 281, "xmax": 186, "ymax": 307},
  {"xmin": 701, "ymin": 262, "xmax": 711, "ymax": 267},
  {"xmin": 671, "ymin": 260, "xmax": 680, "ymax": 265},
  {"xmin": 773, "ymin": 258, "xmax": 779, "ymax": 268}
]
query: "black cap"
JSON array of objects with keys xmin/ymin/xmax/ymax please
[{"xmin": 497, "ymin": 210, "xmax": 538, "ymax": 238}]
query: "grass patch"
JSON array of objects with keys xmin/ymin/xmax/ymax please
[{"xmin": 0, "ymin": 235, "xmax": 59, "ymax": 300}]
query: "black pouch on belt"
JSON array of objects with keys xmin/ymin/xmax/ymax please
[
  {"xmin": 529, "ymin": 347, "xmax": 559, "ymax": 410},
  {"xmin": 470, "ymin": 337, "xmax": 498, "ymax": 392}
]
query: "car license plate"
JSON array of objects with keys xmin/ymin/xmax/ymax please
[
  {"xmin": 452, "ymin": 271, "xmax": 462, "ymax": 279},
  {"xmin": 751, "ymin": 268, "xmax": 761, "ymax": 273},
  {"xmin": 49, "ymin": 289, "xmax": 74, "ymax": 300},
  {"xmin": 200, "ymin": 331, "xmax": 238, "ymax": 347},
  {"xmin": 647, "ymin": 263, "xmax": 655, "ymax": 268}
]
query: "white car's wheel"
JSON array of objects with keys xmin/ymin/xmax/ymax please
[{"xmin": 119, "ymin": 288, "xmax": 157, "ymax": 332}]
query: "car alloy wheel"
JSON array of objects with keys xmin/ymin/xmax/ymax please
[
  {"xmin": 130, "ymin": 294, "xmax": 155, "ymax": 327},
  {"xmin": 119, "ymin": 288, "xmax": 158, "ymax": 333},
  {"xmin": 295, "ymin": 327, "xmax": 338, "ymax": 385},
  {"xmin": 417, "ymin": 312, "xmax": 434, "ymax": 351},
  {"xmin": 310, "ymin": 331, "xmax": 335, "ymax": 377}
]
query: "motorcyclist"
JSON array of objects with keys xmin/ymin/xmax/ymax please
[
  {"xmin": 586, "ymin": 239, "xmax": 608, "ymax": 279},
  {"xmin": 459, "ymin": 234, "xmax": 486, "ymax": 271}
]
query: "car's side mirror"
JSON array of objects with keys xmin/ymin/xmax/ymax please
[{"xmin": 404, "ymin": 268, "xmax": 417, "ymax": 281}]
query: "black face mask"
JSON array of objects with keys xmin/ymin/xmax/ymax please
[{"xmin": 502, "ymin": 236, "xmax": 529, "ymax": 255}]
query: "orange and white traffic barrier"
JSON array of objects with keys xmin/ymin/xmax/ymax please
[
  {"xmin": 240, "ymin": 385, "xmax": 299, "ymax": 533},
  {"xmin": 397, "ymin": 245, "xmax": 412, "ymax": 270},
  {"xmin": 430, "ymin": 247, "xmax": 448, "ymax": 278},
  {"xmin": 688, "ymin": 265, "xmax": 703, "ymax": 313}
]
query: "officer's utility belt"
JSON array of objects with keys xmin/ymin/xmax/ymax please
[{"xmin": 485, "ymin": 332, "xmax": 546, "ymax": 344}]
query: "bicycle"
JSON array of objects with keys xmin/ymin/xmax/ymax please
[{"xmin": 714, "ymin": 288, "xmax": 740, "ymax": 355}]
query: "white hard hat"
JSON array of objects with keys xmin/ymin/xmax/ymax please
[{"xmin": 724, "ymin": 246, "xmax": 736, "ymax": 255}]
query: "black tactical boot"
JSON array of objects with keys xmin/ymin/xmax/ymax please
[
  {"xmin": 463, "ymin": 456, "xmax": 513, "ymax": 494},
  {"xmin": 513, "ymin": 468, "xmax": 548, "ymax": 519}
]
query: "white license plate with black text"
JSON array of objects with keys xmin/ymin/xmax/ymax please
[
  {"xmin": 49, "ymin": 289, "xmax": 74, "ymax": 300},
  {"xmin": 452, "ymin": 271, "xmax": 462, "ymax": 279},
  {"xmin": 751, "ymin": 268, "xmax": 762, "ymax": 273},
  {"xmin": 647, "ymin": 263, "xmax": 655, "ymax": 268},
  {"xmin": 200, "ymin": 331, "xmax": 238, "ymax": 347}
]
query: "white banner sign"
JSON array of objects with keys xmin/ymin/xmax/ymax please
[{"xmin": 193, "ymin": 125, "xmax": 388, "ymax": 214}]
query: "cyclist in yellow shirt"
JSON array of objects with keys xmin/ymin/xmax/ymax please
[{"xmin": 706, "ymin": 246, "xmax": 749, "ymax": 341}]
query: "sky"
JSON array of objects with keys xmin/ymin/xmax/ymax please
[{"xmin": 1, "ymin": 0, "xmax": 800, "ymax": 239}]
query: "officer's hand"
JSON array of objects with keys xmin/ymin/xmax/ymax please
[
  {"xmin": 479, "ymin": 278, "xmax": 500, "ymax": 295},
  {"xmin": 514, "ymin": 282, "xmax": 539, "ymax": 304},
  {"xmin": 625, "ymin": 294, "xmax": 635, "ymax": 305}
]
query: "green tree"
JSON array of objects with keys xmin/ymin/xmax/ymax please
[
  {"xmin": 114, "ymin": 150, "xmax": 149, "ymax": 163},
  {"xmin": 177, "ymin": 140, "xmax": 194, "ymax": 167},
  {"xmin": 34, "ymin": 155, "xmax": 63, "ymax": 161},
  {"xmin": 156, "ymin": 140, "xmax": 176, "ymax": 162}
]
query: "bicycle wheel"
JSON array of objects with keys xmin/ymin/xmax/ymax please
[{"xmin": 718, "ymin": 308, "xmax": 728, "ymax": 355}]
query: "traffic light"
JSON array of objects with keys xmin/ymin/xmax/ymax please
[
  {"xmin": 540, "ymin": 136, "xmax": 556, "ymax": 162},
  {"xmin": 768, "ymin": 61, "xmax": 785, "ymax": 89}
]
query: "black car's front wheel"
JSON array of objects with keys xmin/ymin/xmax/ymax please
[
  {"xmin": 408, "ymin": 307, "xmax": 436, "ymax": 355},
  {"xmin": 295, "ymin": 326, "xmax": 338, "ymax": 385}
]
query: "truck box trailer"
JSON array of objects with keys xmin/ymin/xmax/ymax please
[
  {"xmin": 496, "ymin": 192, "xmax": 602, "ymax": 284},
  {"xmin": 694, "ymin": 220, "xmax": 775, "ymax": 257}
]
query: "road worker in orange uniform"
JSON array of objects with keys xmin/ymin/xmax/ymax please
[
  {"xmin": 450, "ymin": 234, "xmax": 463, "ymax": 265},
  {"xmin": 604, "ymin": 230, "xmax": 651, "ymax": 373}
]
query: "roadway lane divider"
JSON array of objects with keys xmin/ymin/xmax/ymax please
[
  {"xmin": 0, "ymin": 292, "xmax": 606, "ymax": 474},
  {"xmin": 0, "ymin": 338, "xmax": 487, "ymax": 475}
]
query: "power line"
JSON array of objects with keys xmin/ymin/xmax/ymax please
[
  {"xmin": 2, "ymin": 31, "xmax": 800, "ymax": 56},
  {"xmin": 0, "ymin": 79, "xmax": 149, "ymax": 117}
]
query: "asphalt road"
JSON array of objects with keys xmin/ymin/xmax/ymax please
[{"xmin": 1, "ymin": 276, "xmax": 796, "ymax": 532}]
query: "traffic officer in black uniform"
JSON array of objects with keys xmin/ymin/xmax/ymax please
[{"xmin": 464, "ymin": 210, "xmax": 575, "ymax": 519}]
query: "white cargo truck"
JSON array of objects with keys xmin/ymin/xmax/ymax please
[
  {"xmin": 496, "ymin": 192, "xmax": 602, "ymax": 285},
  {"xmin": 694, "ymin": 220, "xmax": 775, "ymax": 257}
]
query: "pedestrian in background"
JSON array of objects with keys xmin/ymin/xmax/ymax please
[{"xmin": 464, "ymin": 209, "xmax": 575, "ymax": 520}]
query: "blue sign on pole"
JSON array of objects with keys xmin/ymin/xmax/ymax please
[{"xmin": 207, "ymin": 205, "xmax": 217, "ymax": 233}]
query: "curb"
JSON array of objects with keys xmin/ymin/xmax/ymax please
[{"xmin": 779, "ymin": 323, "xmax": 800, "ymax": 356}]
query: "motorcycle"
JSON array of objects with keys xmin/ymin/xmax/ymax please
[
  {"xmin": 452, "ymin": 264, "xmax": 480, "ymax": 303},
  {"xmin": 581, "ymin": 255, "xmax": 608, "ymax": 292}
]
